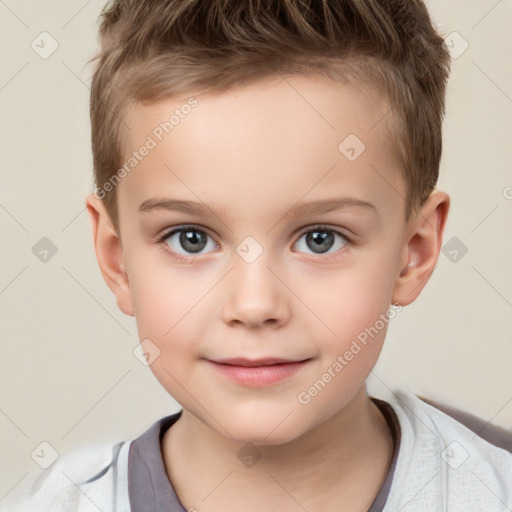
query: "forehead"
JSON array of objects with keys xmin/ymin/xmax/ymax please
[{"xmin": 118, "ymin": 75, "xmax": 405, "ymax": 224}]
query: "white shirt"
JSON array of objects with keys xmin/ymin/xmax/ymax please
[{"xmin": 2, "ymin": 387, "xmax": 511, "ymax": 511}]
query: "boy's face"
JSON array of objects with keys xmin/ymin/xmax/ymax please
[{"xmin": 88, "ymin": 75, "xmax": 448, "ymax": 444}]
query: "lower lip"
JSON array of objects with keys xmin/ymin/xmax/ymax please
[{"xmin": 207, "ymin": 360, "xmax": 309, "ymax": 387}]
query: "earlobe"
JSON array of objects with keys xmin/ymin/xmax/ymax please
[
  {"xmin": 85, "ymin": 193, "xmax": 134, "ymax": 316},
  {"xmin": 392, "ymin": 190, "xmax": 450, "ymax": 306}
]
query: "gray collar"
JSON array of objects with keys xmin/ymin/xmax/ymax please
[{"xmin": 127, "ymin": 398, "xmax": 401, "ymax": 512}]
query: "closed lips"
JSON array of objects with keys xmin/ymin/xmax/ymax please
[{"xmin": 210, "ymin": 358, "xmax": 311, "ymax": 366}]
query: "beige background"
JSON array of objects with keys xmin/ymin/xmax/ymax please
[{"xmin": 1, "ymin": 0, "xmax": 511, "ymax": 503}]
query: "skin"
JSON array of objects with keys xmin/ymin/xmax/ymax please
[{"xmin": 86, "ymin": 74, "xmax": 449, "ymax": 511}]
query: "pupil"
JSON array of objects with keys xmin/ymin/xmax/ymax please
[
  {"xmin": 177, "ymin": 229, "xmax": 334, "ymax": 255},
  {"xmin": 180, "ymin": 230, "xmax": 206, "ymax": 253},
  {"xmin": 307, "ymin": 230, "xmax": 333, "ymax": 254}
]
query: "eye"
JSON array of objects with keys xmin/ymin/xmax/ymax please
[
  {"xmin": 158, "ymin": 225, "xmax": 218, "ymax": 259},
  {"xmin": 157, "ymin": 224, "xmax": 351, "ymax": 262},
  {"xmin": 294, "ymin": 225, "xmax": 350, "ymax": 257}
]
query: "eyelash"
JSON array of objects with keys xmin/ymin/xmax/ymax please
[{"xmin": 156, "ymin": 224, "xmax": 353, "ymax": 263}]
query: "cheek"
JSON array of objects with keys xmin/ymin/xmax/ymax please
[
  {"xmin": 130, "ymin": 277, "xmax": 174, "ymax": 335},
  {"xmin": 128, "ymin": 268, "xmax": 204, "ymax": 396},
  {"xmin": 298, "ymin": 249, "xmax": 399, "ymax": 364},
  {"xmin": 127, "ymin": 248, "xmax": 194, "ymax": 328},
  {"xmin": 127, "ymin": 261, "xmax": 213, "ymax": 358},
  {"xmin": 303, "ymin": 260, "xmax": 396, "ymax": 330}
]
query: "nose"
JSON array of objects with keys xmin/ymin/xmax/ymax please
[{"xmin": 222, "ymin": 250, "xmax": 291, "ymax": 329}]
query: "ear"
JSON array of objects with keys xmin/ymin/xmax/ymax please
[
  {"xmin": 392, "ymin": 190, "xmax": 450, "ymax": 306},
  {"xmin": 85, "ymin": 193, "xmax": 134, "ymax": 316}
]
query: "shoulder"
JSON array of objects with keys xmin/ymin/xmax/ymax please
[
  {"xmin": 391, "ymin": 387, "xmax": 512, "ymax": 459},
  {"xmin": 1, "ymin": 440, "xmax": 132, "ymax": 512},
  {"xmin": 383, "ymin": 387, "xmax": 512, "ymax": 511}
]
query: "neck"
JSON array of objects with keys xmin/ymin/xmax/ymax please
[{"xmin": 162, "ymin": 386, "xmax": 394, "ymax": 511}]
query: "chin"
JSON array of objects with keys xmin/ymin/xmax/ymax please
[
  {"xmin": 231, "ymin": 427, "xmax": 302, "ymax": 447},
  {"xmin": 219, "ymin": 410, "xmax": 310, "ymax": 447}
]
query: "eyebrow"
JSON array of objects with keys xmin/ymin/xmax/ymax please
[{"xmin": 138, "ymin": 196, "xmax": 377, "ymax": 218}]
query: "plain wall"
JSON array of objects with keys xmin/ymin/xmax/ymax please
[{"xmin": 1, "ymin": 0, "xmax": 511, "ymax": 502}]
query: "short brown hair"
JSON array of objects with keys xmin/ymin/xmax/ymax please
[{"xmin": 90, "ymin": 0, "xmax": 451, "ymax": 231}]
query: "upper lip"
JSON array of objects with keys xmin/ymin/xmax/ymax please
[{"xmin": 209, "ymin": 357, "xmax": 310, "ymax": 367}]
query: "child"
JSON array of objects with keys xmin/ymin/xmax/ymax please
[{"xmin": 3, "ymin": 0, "xmax": 512, "ymax": 510}]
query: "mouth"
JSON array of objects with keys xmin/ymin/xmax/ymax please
[
  {"xmin": 212, "ymin": 357, "xmax": 309, "ymax": 367},
  {"xmin": 206, "ymin": 357, "xmax": 312, "ymax": 386}
]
